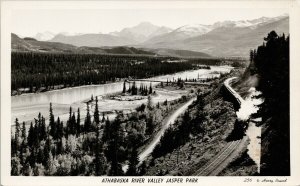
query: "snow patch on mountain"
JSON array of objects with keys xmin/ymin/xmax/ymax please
[
  {"xmin": 173, "ymin": 24, "xmax": 213, "ymax": 37},
  {"xmin": 213, "ymin": 15, "xmax": 288, "ymax": 29},
  {"xmin": 35, "ymin": 31, "xmax": 56, "ymax": 41}
]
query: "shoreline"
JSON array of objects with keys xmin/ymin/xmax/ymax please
[{"xmin": 12, "ymin": 65, "xmax": 233, "ymax": 97}]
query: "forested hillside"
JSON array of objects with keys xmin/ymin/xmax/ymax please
[{"xmin": 248, "ymin": 31, "xmax": 289, "ymax": 175}]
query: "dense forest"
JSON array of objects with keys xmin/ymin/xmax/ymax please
[
  {"xmin": 11, "ymin": 52, "xmax": 244, "ymax": 95},
  {"xmin": 11, "ymin": 52, "xmax": 195, "ymax": 94},
  {"xmin": 187, "ymin": 58, "xmax": 247, "ymax": 68},
  {"xmin": 249, "ymin": 31, "xmax": 289, "ymax": 175},
  {"xmin": 11, "ymin": 91, "xmax": 193, "ymax": 176}
]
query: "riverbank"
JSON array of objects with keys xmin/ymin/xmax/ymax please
[{"xmin": 12, "ymin": 67, "xmax": 233, "ymax": 126}]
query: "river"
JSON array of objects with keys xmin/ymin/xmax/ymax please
[{"xmin": 11, "ymin": 66, "xmax": 232, "ymax": 125}]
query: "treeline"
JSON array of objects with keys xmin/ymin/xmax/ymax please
[
  {"xmin": 11, "ymin": 93, "xmax": 191, "ymax": 176},
  {"xmin": 187, "ymin": 58, "xmax": 247, "ymax": 68},
  {"xmin": 249, "ymin": 31, "xmax": 289, "ymax": 175},
  {"xmin": 124, "ymin": 81, "xmax": 153, "ymax": 96},
  {"xmin": 11, "ymin": 52, "xmax": 195, "ymax": 93},
  {"xmin": 187, "ymin": 58, "xmax": 223, "ymax": 66}
]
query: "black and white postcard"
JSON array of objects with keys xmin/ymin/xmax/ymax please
[{"xmin": 1, "ymin": 0, "xmax": 300, "ymax": 186}]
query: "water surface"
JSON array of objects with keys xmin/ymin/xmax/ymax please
[{"xmin": 12, "ymin": 66, "xmax": 232, "ymax": 124}]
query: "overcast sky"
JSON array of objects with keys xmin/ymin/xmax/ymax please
[{"xmin": 12, "ymin": 8, "xmax": 288, "ymax": 37}]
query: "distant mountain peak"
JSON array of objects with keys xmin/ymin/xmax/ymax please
[
  {"xmin": 174, "ymin": 24, "xmax": 213, "ymax": 36},
  {"xmin": 35, "ymin": 31, "xmax": 55, "ymax": 41},
  {"xmin": 137, "ymin": 21, "xmax": 156, "ymax": 26},
  {"xmin": 114, "ymin": 22, "xmax": 173, "ymax": 42}
]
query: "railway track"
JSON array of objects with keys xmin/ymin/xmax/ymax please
[
  {"xmin": 192, "ymin": 77, "xmax": 245, "ymax": 176},
  {"xmin": 194, "ymin": 140, "xmax": 241, "ymax": 176}
]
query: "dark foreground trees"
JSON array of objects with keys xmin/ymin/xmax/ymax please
[
  {"xmin": 11, "ymin": 92, "xmax": 185, "ymax": 176},
  {"xmin": 249, "ymin": 31, "xmax": 289, "ymax": 175}
]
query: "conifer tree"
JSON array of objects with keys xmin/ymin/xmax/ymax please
[
  {"xmin": 84, "ymin": 103, "xmax": 92, "ymax": 133},
  {"xmin": 40, "ymin": 116, "xmax": 47, "ymax": 141},
  {"xmin": 56, "ymin": 117, "xmax": 63, "ymax": 139},
  {"xmin": 14, "ymin": 118, "xmax": 21, "ymax": 153},
  {"xmin": 33, "ymin": 119, "xmax": 40, "ymax": 148},
  {"xmin": 94, "ymin": 125, "xmax": 106, "ymax": 176},
  {"xmin": 149, "ymin": 83, "xmax": 153, "ymax": 94},
  {"xmin": 102, "ymin": 112, "xmax": 106, "ymax": 123},
  {"xmin": 94, "ymin": 96, "xmax": 100, "ymax": 125},
  {"xmin": 49, "ymin": 103, "xmax": 56, "ymax": 137},
  {"xmin": 71, "ymin": 113, "xmax": 76, "ymax": 135},
  {"xmin": 122, "ymin": 81, "xmax": 126, "ymax": 93},
  {"xmin": 126, "ymin": 146, "xmax": 139, "ymax": 176},
  {"xmin": 21, "ymin": 121, "xmax": 26, "ymax": 140},
  {"xmin": 67, "ymin": 107, "xmax": 72, "ymax": 136},
  {"xmin": 43, "ymin": 136, "xmax": 51, "ymax": 168},
  {"xmin": 107, "ymin": 115, "xmax": 124, "ymax": 176},
  {"xmin": 102, "ymin": 118, "xmax": 111, "ymax": 142},
  {"xmin": 76, "ymin": 108, "xmax": 81, "ymax": 135},
  {"xmin": 27, "ymin": 122, "xmax": 34, "ymax": 147}
]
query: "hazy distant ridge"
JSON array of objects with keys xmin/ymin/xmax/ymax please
[{"xmin": 11, "ymin": 33, "xmax": 211, "ymax": 58}]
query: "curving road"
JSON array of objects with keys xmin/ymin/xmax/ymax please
[
  {"xmin": 139, "ymin": 97, "xmax": 197, "ymax": 162},
  {"xmin": 123, "ymin": 96, "xmax": 197, "ymax": 172}
]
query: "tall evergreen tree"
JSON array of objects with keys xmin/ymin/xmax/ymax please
[
  {"xmin": 149, "ymin": 83, "xmax": 153, "ymax": 94},
  {"xmin": 27, "ymin": 122, "xmax": 34, "ymax": 147},
  {"xmin": 21, "ymin": 121, "xmax": 26, "ymax": 140},
  {"xmin": 101, "ymin": 112, "xmax": 106, "ymax": 123},
  {"xmin": 94, "ymin": 126, "xmax": 106, "ymax": 176},
  {"xmin": 49, "ymin": 103, "xmax": 56, "ymax": 137},
  {"xmin": 107, "ymin": 115, "xmax": 124, "ymax": 176},
  {"xmin": 84, "ymin": 103, "xmax": 92, "ymax": 133},
  {"xmin": 94, "ymin": 96, "xmax": 100, "ymax": 125},
  {"xmin": 122, "ymin": 81, "xmax": 126, "ymax": 93},
  {"xmin": 71, "ymin": 112, "xmax": 76, "ymax": 135},
  {"xmin": 40, "ymin": 116, "xmax": 47, "ymax": 141},
  {"xmin": 76, "ymin": 108, "xmax": 81, "ymax": 135},
  {"xmin": 67, "ymin": 107, "xmax": 72, "ymax": 136},
  {"xmin": 33, "ymin": 119, "xmax": 40, "ymax": 148},
  {"xmin": 102, "ymin": 118, "xmax": 111, "ymax": 142},
  {"xmin": 14, "ymin": 118, "xmax": 21, "ymax": 153},
  {"xmin": 56, "ymin": 117, "xmax": 63, "ymax": 139},
  {"xmin": 126, "ymin": 146, "xmax": 139, "ymax": 176}
]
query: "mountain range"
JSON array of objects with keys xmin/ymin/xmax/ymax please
[
  {"xmin": 11, "ymin": 33, "xmax": 211, "ymax": 58},
  {"xmin": 144, "ymin": 15, "xmax": 288, "ymax": 56},
  {"xmin": 14, "ymin": 15, "xmax": 289, "ymax": 57}
]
